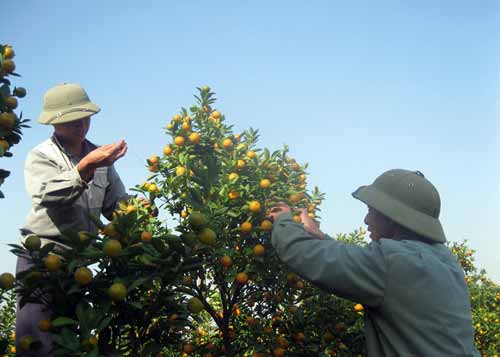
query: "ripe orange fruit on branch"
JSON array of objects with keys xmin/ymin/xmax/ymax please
[
  {"xmin": 5, "ymin": 96, "xmax": 18, "ymax": 109},
  {"xmin": 276, "ymin": 336, "xmax": 289, "ymax": 348},
  {"xmin": 253, "ymin": 244, "xmax": 265, "ymax": 257},
  {"xmin": 293, "ymin": 332, "xmax": 305, "ymax": 343},
  {"xmin": 240, "ymin": 221, "xmax": 252, "ymax": 233},
  {"xmin": 223, "ymin": 138, "xmax": 233, "ymax": 148},
  {"xmin": 246, "ymin": 151, "xmax": 256, "ymax": 159},
  {"xmin": 174, "ymin": 136, "xmax": 185, "ymax": 146},
  {"xmin": 149, "ymin": 155, "xmax": 159, "ymax": 164},
  {"xmin": 172, "ymin": 114, "xmax": 182, "ymax": 121},
  {"xmin": 3, "ymin": 46, "xmax": 15, "ymax": 59},
  {"xmin": 0, "ymin": 140, "xmax": 10, "ymax": 152},
  {"xmin": 273, "ymin": 347, "xmax": 285, "ymax": 357},
  {"xmin": 141, "ymin": 231, "xmax": 153, "ymax": 242},
  {"xmin": 220, "ymin": 255, "xmax": 233, "ymax": 267},
  {"xmin": 228, "ymin": 190, "xmax": 240, "ymax": 200},
  {"xmin": 235, "ymin": 272, "xmax": 248, "ymax": 284},
  {"xmin": 126, "ymin": 205, "xmax": 137, "ymax": 214},
  {"xmin": 148, "ymin": 183, "xmax": 159, "ymax": 193},
  {"xmin": 44, "ymin": 254, "xmax": 62, "ymax": 272},
  {"xmin": 189, "ymin": 132, "xmax": 201, "ymax": 144},
  {"xmin": 259, "ymin": 179, "xmax": 271, "ymax": 189},
  {"xmin": 248, "ymin": 201, "xmax": 261, "ymax": 212},
  {"xmin": 260, "ymin": 220, "xmax": 273, "ymax": 231},
  {"xmin": 74, "ymin": 267, "xmax": 93, "ymax": 285},
  {"xmin": 354, "ymin": 303, "xmax": 364, "ymax": 312},
  {"xmin": 183, "ymin": 343, "xmax": 195, "ymax": 353},
  {"xmin": 245, "ymin": 316, "xmax": 257, "ymax": 327},
  {"xmin": 181, "ymin": 122, "xmax": 191, "ymax": 131},
  {"xmin": 228, "ymin": 172, "xmax": 238, "ymax": 181},
  {"xmin": 163, "ymin": 145, "xmax": 172, "ymax": 155},
  {"xmin": 38, "ymin": 319, "xmax": 52, "ymax": 332},
  {"xmin": 0, "ymin": 112, "xmax": 16, "ymax": 130},
  {"xmin": 211, "ymin": 110, "xmax": 221, "ymax": 119},
  {"xmin": 2, "ymin": 60, "xmax": 15, "ymax": 73},
  {"xmin": 108, "ymin": 282, "xmax": 127, "ymax": 302},
  {"xmin": 289, "ymin": 194, "xmax": 299, "ymax": 203},
  {"xmin": 236, "ymin": 159, "xmax": 246, "ymax": 169},
  {"xmin": 176, "ymin": 166, "xmax": 186, "ymax": 176}
]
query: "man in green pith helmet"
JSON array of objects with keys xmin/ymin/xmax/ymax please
[
  {"xmin": 16, "ymin": 83, "xmax": 129, "ymax": 356},
  {"xmin": 269, "ymin": 169, "xmax": 479, "ymax": 356}
]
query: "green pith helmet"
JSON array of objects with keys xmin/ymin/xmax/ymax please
[
  {"xmin": 38, "ymin": 83, "xmax": 100, "ymax": 125},
  {"xmin": 352, "ymin": 169, "xmax": 446, "ymax": 243}
]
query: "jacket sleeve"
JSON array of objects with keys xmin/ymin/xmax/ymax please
[
  {"xmin": 271, "ymin": 212, "xmax": 387, "ymax": 307},
  {"xmin": 101, "ymin": 164, "xmax": 131, "ymax": 221},
  {"xmin": 25, "ymin": 149, "xmax": 88, "ymax": 208}
]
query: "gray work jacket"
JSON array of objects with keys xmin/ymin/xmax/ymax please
[
  {"xmin": 272, "ymin": 212, "xmax": 480, "ymax": 357},
  {"xmin": 21, "ymin": 136, "xmax": 129, "ymax": 243}
]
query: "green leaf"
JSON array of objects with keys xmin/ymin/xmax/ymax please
[
  {"xmin": 39, "ymin": 242, "xmax": 56, "ymax": 257},
  {"xmin": 227, "ymin": 210, "xmax": 240, "ymax": 218},
  {"xmin": 67, "ymin": 260, "xmax": 79, "ymax": 273},
  {"xmin": 51, "ymin": 317, "xmax": 78, "ymax": 327},
  {"xmin": 127, "ymin": 277, "xmax": 150, "ymax": 292},
  {"xmin": 66, "ymin": 284, "xmax": 81, "ymax": 295},
  {"xmin": 128, "ymin": 301, "xmax": 143, "ymax": 310},
  {"xmin": 96, "ymin": 315, "xmax": 112, "ymax": 332},
  {"xmin": 0, "ymin": 84, "xmax": 10, "ymax": 99}
]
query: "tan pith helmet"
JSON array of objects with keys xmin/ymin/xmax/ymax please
[
  {"xmin": 352, "ymin": 169, "xmax": 446, "ymax": 243},
  {"xmin": 38, "ymin": 83, "xmax": 100, "ymax": 125}
]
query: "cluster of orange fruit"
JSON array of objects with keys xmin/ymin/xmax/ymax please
[
  {"xmin": 0, "ymin": 44, "xmax": 29, "ymax": 192},
  {"xmin": 141, "ymin": 88, "xmax": 329, "ymax": 356}
]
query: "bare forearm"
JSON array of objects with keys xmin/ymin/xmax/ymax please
[{"xmin": 77, "ymin": 157, "xmax": 96, "ymax": 182}]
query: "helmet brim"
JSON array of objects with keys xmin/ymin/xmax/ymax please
[
  {"xmin": 352, "ymin": 184, "xmax": 446, "ymax": 243},
  {"xmin": 38, "ymin": 102, "xmax": 100, "ymax": 125}
]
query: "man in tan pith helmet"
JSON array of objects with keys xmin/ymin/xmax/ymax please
[
  {"xmin": 269, "ymin": 169, "xmax": 480, "ymax": 356},
  {"xmin": 16, "ymin": 83, "xmax": 129, "ymax": 356}
]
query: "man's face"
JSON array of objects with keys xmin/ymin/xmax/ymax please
[
  {"xmin": 54, "ymin": 117, "xmax": 90, "ymax": 143},
  {"xmin": 363, "ymin": 206, "xmax": 396, "ymax": 241}
]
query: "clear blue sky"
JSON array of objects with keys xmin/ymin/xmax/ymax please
[{"xmin": 1, "ymin": 1, "xmax": 499, "ymax": 282}]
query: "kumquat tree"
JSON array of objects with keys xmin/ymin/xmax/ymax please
[
  {"xmin": 2, "ymin": 86, "xmax": 499, "ymax": 356},
  {"xmin": 136, "ymin": 85, "xmax": 369, "ymax": 356},
  {"xmin": 0, "ymin": 42, "xmax": 29, "ymax": 357},
  {"xmin": 0, "ymin": 43, "xmax": 30, "ymax": 199}
]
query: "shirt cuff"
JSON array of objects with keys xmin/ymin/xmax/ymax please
[{"xmin": 274, "ymin": 211, "xmax": 294, "ymax": 224}]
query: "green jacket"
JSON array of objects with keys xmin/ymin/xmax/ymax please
[{"xmin": 272, "ymin": 213, "xmax": 480, "ymax": 357}]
